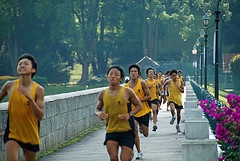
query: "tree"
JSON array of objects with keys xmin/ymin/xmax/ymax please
[{"xmin": 229, "ymin": 54, "xmax": 240, "ymax": 90}]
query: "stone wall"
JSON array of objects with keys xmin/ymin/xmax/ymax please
[{"xmin": 0, "ymin": 87, "xmax": 104, "ymax": 161}]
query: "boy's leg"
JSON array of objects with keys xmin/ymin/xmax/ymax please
[
  {"xmin": 120, "ymin": 146, "xmax": 133, "ymax": 161},
  {"xmin": 6, "ymin": 140, "xmax": 19, "ymax": 161},
  {"xmin": 106, "ymin": 141, "xmax": 119, "ymax": 161},
  {"xmin": 151, "ymin": 104, "xmax": 158, "ymax": 125},
  {"xmin": 23, "ymin": 148, "xmax": 36, "ymax": 161},
  {"xmin": 169, "ymin": 102, "xmax": 176, "ymax": 125},
  {"xmin": 176, "ymin": 109, "xmax": 181, "ymax": 125},
  {"xmin": 134, "ymin": 121, "xmax": 141, "ymax": 153}
]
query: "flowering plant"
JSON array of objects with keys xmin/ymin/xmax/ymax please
[{"xmin": 199, "ymin": 94, "xmax": 240, "ymax": 161}]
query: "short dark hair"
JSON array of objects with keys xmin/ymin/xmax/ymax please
[
  {"xmin": 177, "ymin": 70, "xmax": 182, "ymax": 74},
  {"xmin": 146, "ymin": 67, "xmax": 155, "ymax": 75},
  {"xmin": 107, "ymin": 65, "xmax": 124, "ymax": 80},
  {"xmin": 128, "ymin": 64, "xmax": 140, "ymax": 74},
  {"xmin": 18, "ymin": 53, "xmax": 37, "ymax": 78},
  {"xmin": 170, "ymin": 69, "xmax": 178, "ymax": 75},
  {"xmin": 165, "ymin": 70, "xmax": 170, "ymax": 75}
]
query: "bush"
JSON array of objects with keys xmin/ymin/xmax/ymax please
[
  {"xmin": 87, "ymin": 76, "xmax": 108, "ymax": 86},
  {"xmin": 229, "ymin": 54, "xmax": 240, "ymax": 90},
  {"xmin": 33, "ymin": 76, "xmax": 48, "ymax": 86},
  {"xmin": 199, "ymin": 94, "xmax": 240, "ymax": 161}
]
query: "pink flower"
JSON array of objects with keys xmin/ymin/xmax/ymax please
[{"xmin": 199, "ymin": 94, "xmax": 240, "ymax": 160}]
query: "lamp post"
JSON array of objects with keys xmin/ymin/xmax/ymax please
[
  {"xmin": 195, "ymin": 39, "xmax": 200, "ymax": 84},
  {"xmin": 192, "ymin": 45, "xmax": 197, "ymax": 82},
  {"xmin": 202, "ymin": 14, "xmax": 215, "ymax": 90},
  {"xmin": 199, "ymin": 31, "xmax": 204, "ymax": 87},
  {"xmin": 214, "ymin": 0, "xmax": 221, "ymax": 100}
]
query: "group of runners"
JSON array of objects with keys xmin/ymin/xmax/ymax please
[
  {"xmin": 96, "ymin": 64, "xmax": 185, "ymax": 161},
  {"xmin": 0, "ymin": 53, "xmax": 184, "ymax": 161}
]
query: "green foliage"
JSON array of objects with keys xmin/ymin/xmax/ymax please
[
  {"xmin": 33, "ymin": 76, "xmax": 48, "ymax": 86},
  {"xmin": 87, "ymin": 76, "xmax": 108, "ymax": 86},
  {"xmin": 230, "ymin": 54, "xmax": 240, "ymax": 90},
  {"xmin": 0, "ymin": 0, "xmax": 239, "ymax": 84}
]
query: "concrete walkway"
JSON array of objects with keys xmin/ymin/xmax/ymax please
[{"xmin": 39, "ymin": 95, "xmax": 186, "ymax": 161}]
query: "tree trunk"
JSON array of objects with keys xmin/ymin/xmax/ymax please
[
  {"xmin": 97, "ymin": 9, "xmax": 107, "ymax": 75},
  {"xmin": 154, "ymin": 17, "xmax": 159, "ymax": 59},
  {"xmin": 148, "ymin": 0, "xmax": 153, "ymax": 58},
  {"xmin": 142, "ymin": 0, "xmax": 147, "ymax": 56},
  {"xmin": 7, "ymin": 34, "xmax": 19, "ymax": 76},
  {"xmin": 80, "ymin": 60, "xmax": 89, "ymax": 84},
  {"xmin": 90, "ymin": 0, "xmax": 99, "ymax": 76}
]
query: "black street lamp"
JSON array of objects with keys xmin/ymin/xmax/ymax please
[
  {"xmin": 202, "ymin": 14, "xmax": 215, "ymax": 90},
  {"xmin": 199, "ymin": 31, "xmax": 204, "ymax": 87},
  {"xmin": 214, "ymin": 0, "xmax": 221, "ymax": 100}
]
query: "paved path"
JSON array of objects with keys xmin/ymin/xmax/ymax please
[{"xmin": 39, "ymin": 95, "xmax": 186, "ymax": 161}]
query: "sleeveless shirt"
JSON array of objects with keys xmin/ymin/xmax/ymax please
[
  {"xmin": 168, "ymin": 79, "xmax": 182, "ymax": 106},
  {"xmin": 103, "ymin": 86, "xmax": 131, "ymax": 133},
  {"xmin": 145, "ymin": 79, "xmax": 158, "ymax": 100},
  {"xmin": 125, "ymin": 79, "xmax": 151, "ymax": 117},
  {"xmin": 7, "ymin": 79, "xmax": 40, "ymax": 145},
  {"xmin": 157, "ymin": 77, "xmax": 163, "ymax": 84}
]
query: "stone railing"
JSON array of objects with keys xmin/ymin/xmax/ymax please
[
  {"xmin": 0, "ymin": 87, "xmax": 105, "ymax": 161},
  {"xmin": 182, "ymin": 81, "xmax": 218, "ymax": 161}
]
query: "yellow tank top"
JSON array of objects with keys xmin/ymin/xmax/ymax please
[
  {"xmin": 8, "ymin": 79, "xmax": 40, "ymax": 145},
  {"xmin": 179, "ymin": 76, "xmax": 184, "ymax": 82},
  {"xmin": 157, "ymin": 77, "xmax": 163, "ymax": 84},
  {"xmin": 168, "ymin": 79, "xmax": 182, "ymax": 106},
  {"xmin": 125, "ymin": 79, "xmax": 151, "ymax": 117},
  {"xmin": 103, "ymin": 86, "xmax": 131, "ymax": 133},
  {"xmin": 145, "ymin": 79, "xmax": 158, "ymax": 100}
]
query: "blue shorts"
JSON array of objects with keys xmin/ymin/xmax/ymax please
[
  {"xmin": 134, "ymin": 113, "xmax": 149, "ymax": 127},
  {"xmin": 104, "ymin": 130, "xmax": 135, "ymax": 149}
]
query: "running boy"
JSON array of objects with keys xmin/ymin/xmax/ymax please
[
  {"xmin": 163, "ymin": 69, "xmax": 184, "ymax": 132},
  {"xmin": 0, "ymin": 53, "xmax": 45, "ymax": 161},
  {"xmin": 96, "ymin": 65, "xmax": 142, "ymax": 161}
]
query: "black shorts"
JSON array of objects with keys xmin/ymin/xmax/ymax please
[
  {"xmin": 4, "ymin": 138, "xmax": 39, "ymax": 152},
  {"xmin": 148, "ymin": 99, "xmax": 158, "ymax": 107},
  {"xmin": 169, "ymin": 101, "xmax": 183, "ymax": 110},
  {"xmin": 104, "ymin": 130, "xmax": 135, "ymax": 149},
  {"xmin": 134, "ymin": 113, "xmax": 149, "ymax": 127}
]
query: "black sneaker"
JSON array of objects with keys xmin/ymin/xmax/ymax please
[
  {"xmin": 170, "ymin": 116, "xmax": 176, "ymax": 125},
  {"xmin": 176, "ymin": 124, "xmax": 181, "ymax": 132},
  {"xmin": 152, "ymin": 125, "xmax": 158, "ymax": 131}
]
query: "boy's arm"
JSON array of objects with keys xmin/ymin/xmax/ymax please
[
  {"xmin": 96, "ymin": 90, "xmax": 108, "ymax": 120},
  {"xmin": 141, "ymin": 81, "xmax": 151, "ymax": 102},
  {"xmin": 163, "ymin": 80, "xmax": 170, "ymax": 103},
  {"xmin": 18, "ymin": 85, "xmax": 45, "ymax": 121},
  {"xmin": 0, "ymin": 81, "xmax": 12, "ymax": 102},
  {"xmin": 128, "ymin": 88, "xmax": 142, "ymax": 115}
]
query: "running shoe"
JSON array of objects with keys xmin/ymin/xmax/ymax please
[
  {"xmin": 170, "ymin": 116, "xmax": 176, "ymax": 125},
  {"xmin": 136, "ymin": 152, "xmax": 143, "ymax": 160},
  {"xmin": 152, "ymin": 125, "xmax": 158, "ymax": 131},
  {"xmin": 176, "ymin": 124, "xmax": 181, "ymax": 132}
]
